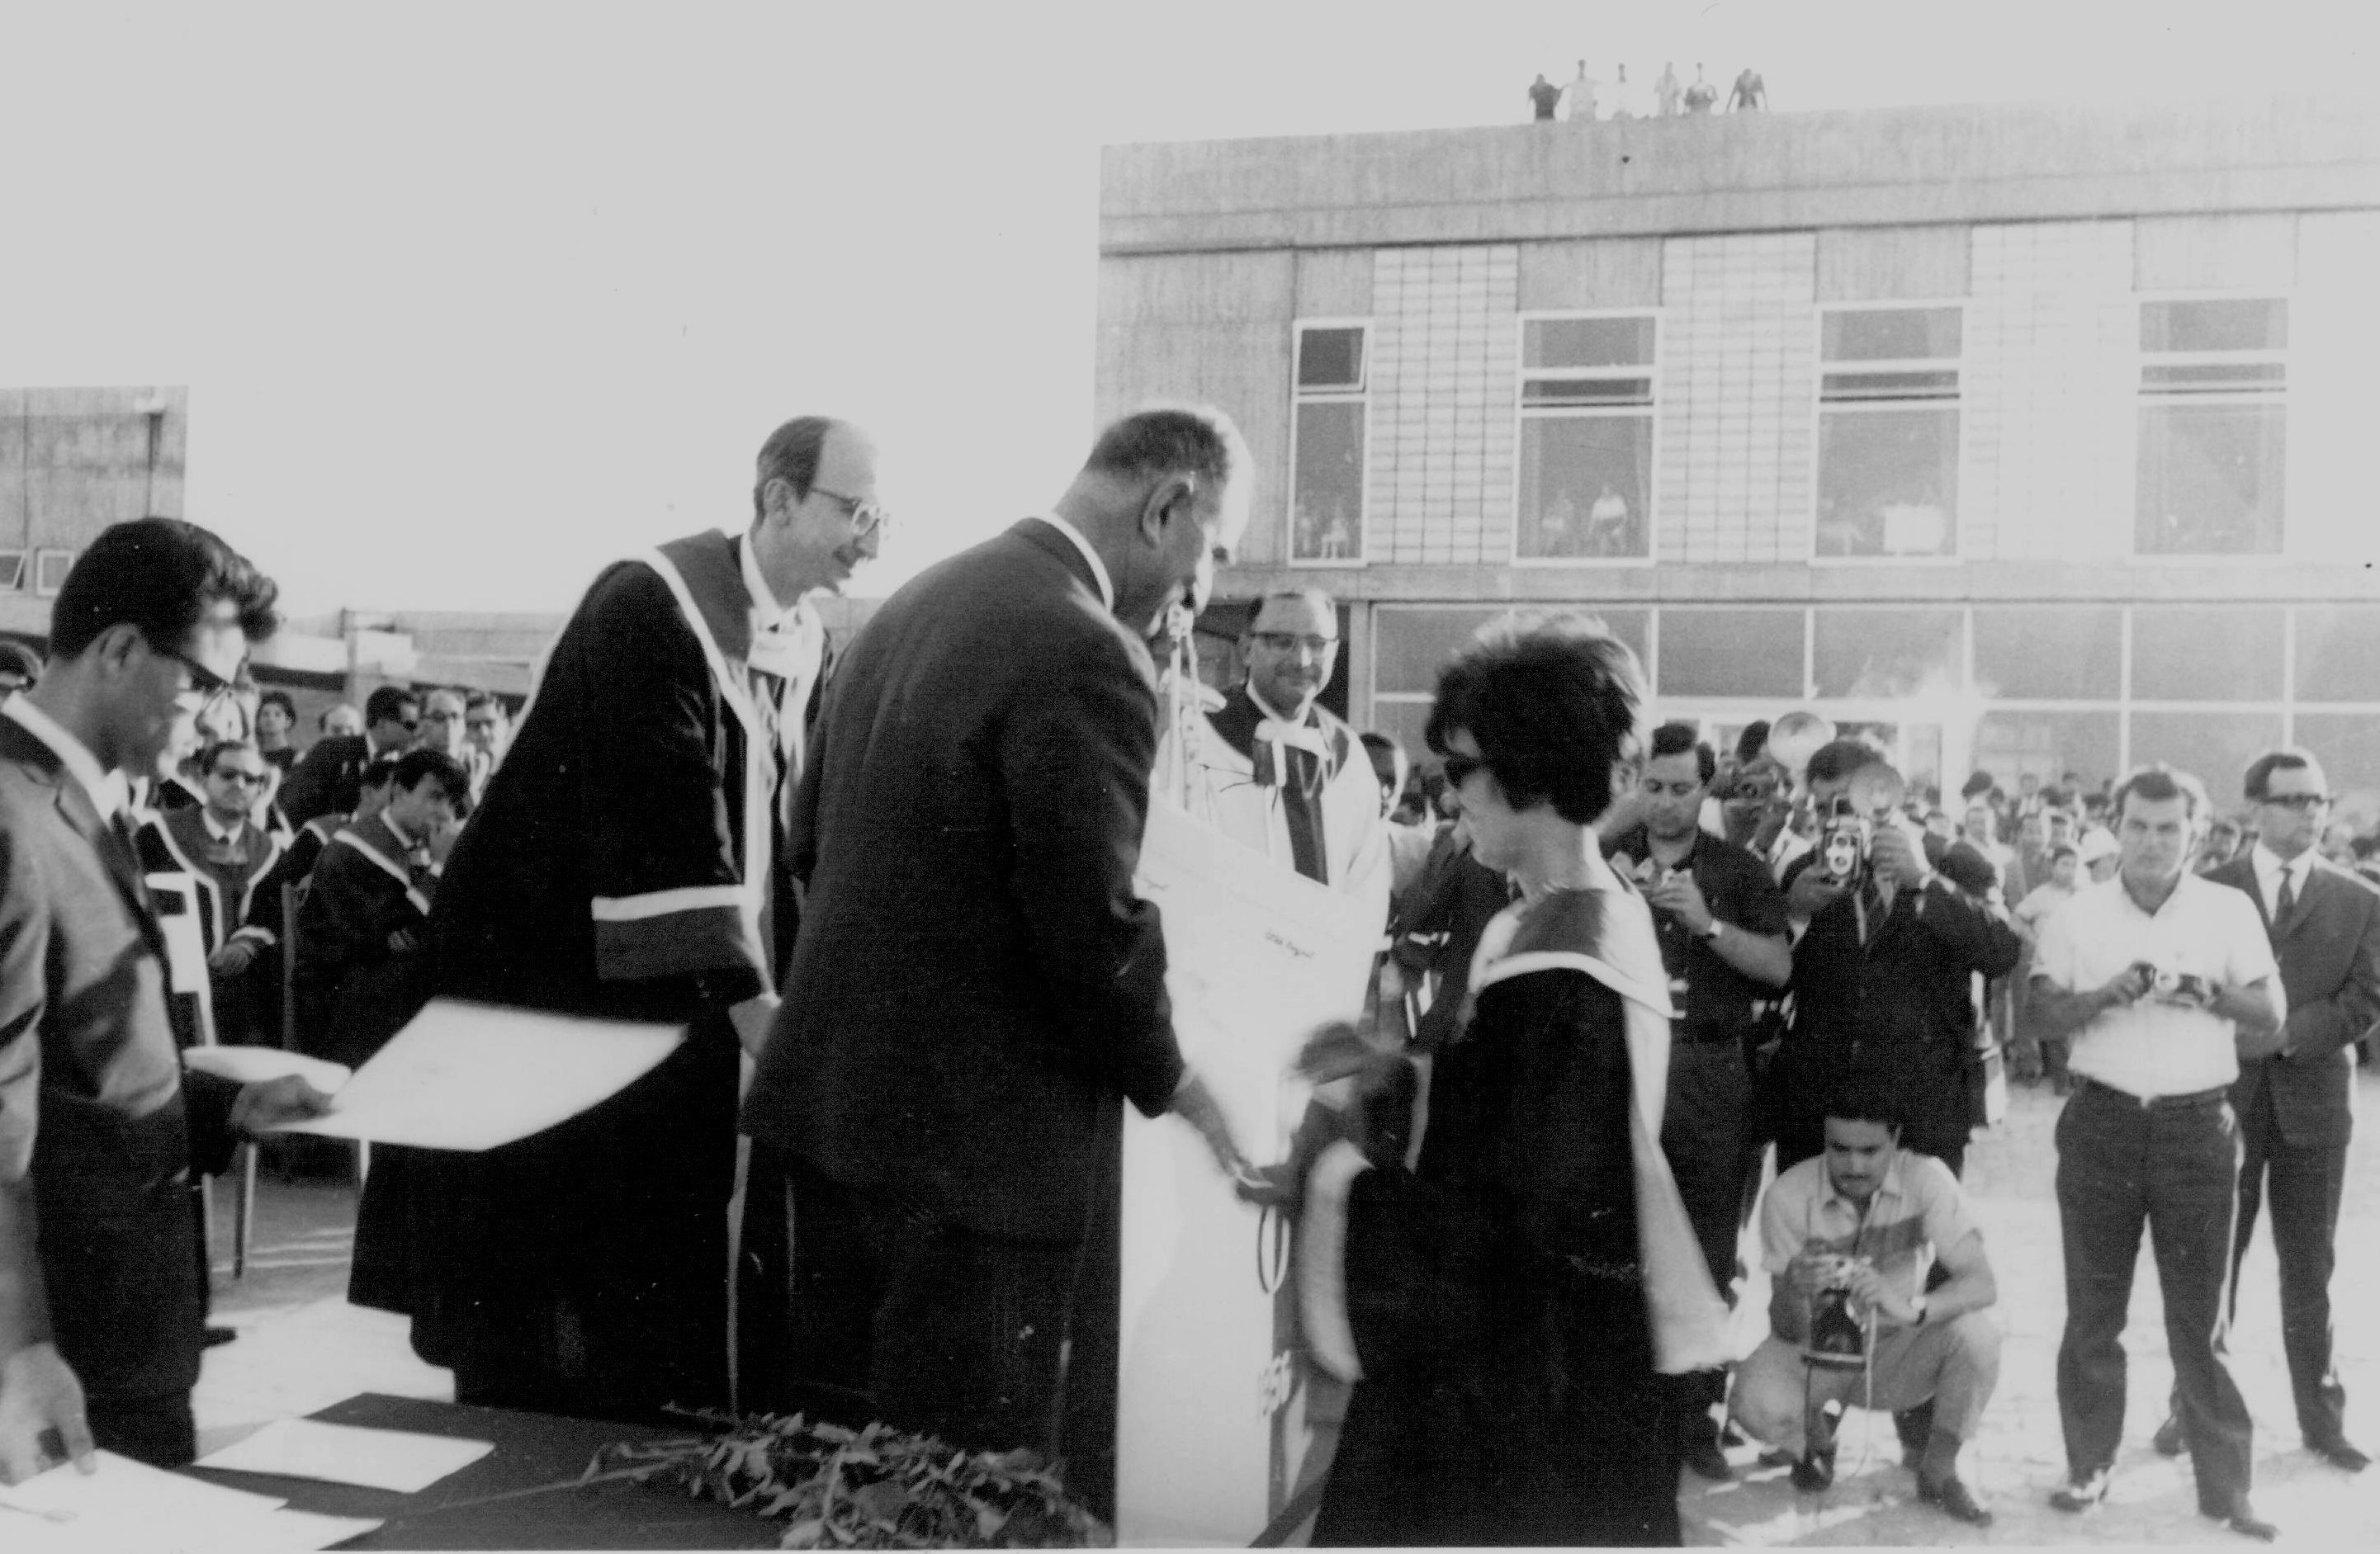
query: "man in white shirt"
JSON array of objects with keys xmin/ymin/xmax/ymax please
[{"xmin": 2030, "ymin": 763, "xmax": 2284, "ymax": 1540}]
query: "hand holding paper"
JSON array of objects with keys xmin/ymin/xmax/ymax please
[{"xmin": 0, "ymin": 1344, "xmax": 92, "ymax": 1486}]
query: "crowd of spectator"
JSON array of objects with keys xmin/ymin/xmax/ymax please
[{"xmin": 1528, "ymin": 59, "xmax": 1765, "ymax": 122}]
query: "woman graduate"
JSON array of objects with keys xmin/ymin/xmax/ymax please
[{"xmin": 1299, "ymin": 614, "xmax": 1730, "ymax": 1547}]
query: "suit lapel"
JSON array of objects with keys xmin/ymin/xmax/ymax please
[{"xmin": 54, "ymin": 782, "xmax": 167, "ymax": 959}]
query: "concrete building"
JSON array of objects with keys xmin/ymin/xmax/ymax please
[
  {"xmin": 0, "ymin": 386, "xmax": 189, "ymax": 644},
  {"xmin": 1097, "ymin": 96, "xmax": 2380, "ymax": 815}
]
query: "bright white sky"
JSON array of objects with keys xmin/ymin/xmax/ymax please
[{"xmin": 1, "ymin": 0, "xmax": 2369, "ymax": 615}]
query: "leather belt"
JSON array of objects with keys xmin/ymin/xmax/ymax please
[{"xmin": 2078, "ymin": 1077, "xmax": 2229, "ymax": 1111}]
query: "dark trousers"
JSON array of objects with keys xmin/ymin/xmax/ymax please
[
  {"xmin": 1663, "ymin": 1035, "xmax": 1752, "ymax": 1441},
  {"xmin": 2055, "ymin": 1082, "xmax": 2253, "ymax": 1507},
  {"xmin": 740, "ymin": 1145, "xmax": 1111, "ymax": 1513},
  {"xmin": 2221, "ymin": 1085, "xmax": 2349, "ymax": 1443},
  {"xmin": 88, "ymin": 1391, "xmax": 196, "ymax": 1469}
]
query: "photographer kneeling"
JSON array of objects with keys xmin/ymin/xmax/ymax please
[{"xmin": 1731, "ymin": 1072, "xmax": 2001, "ymax": 1527}]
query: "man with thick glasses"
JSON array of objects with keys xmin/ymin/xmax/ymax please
[
  {"xmin": 2149, "ymin": 748, "xmax": 2380, "ymax": 1476},
  {"xmin": 278, "ymin": 683, "xmax": 421, "ymax": 828},
  {"xmin": 0, "ymin": 519, "xmax": 329, "ymax": 1478},
  {"xmin": 351, "ymin": 415, "xmax": 879, "ymax": 1426},
  {"xmin": 135, "ymin": 739, "xmax": 287, "ymax": 1046}
]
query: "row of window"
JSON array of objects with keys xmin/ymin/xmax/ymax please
[
  {"xmin": 0, "ymin": 550, "xmax": 76, "ymax": 596},
  {"xmin": 1290, "ymin": 297, "xmax": 2290, "ymax": 564}
]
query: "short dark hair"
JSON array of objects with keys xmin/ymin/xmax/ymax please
[
  {"xmin": 1960, "ymin": 769, "xmax": 1995, "ymax": 801},
  {"xmin": 1083, "ymin": 405, "xmax": 1245, "ymax": 497},
  {"xmin": 1733, "ymin": 720, "xmax": 1770, "ymax": 763},
  {"xmin": 1424, "ymin": 613, "xmax": 1644, "ymax": 826},
  {"xmin": 201, "ymin": 738, "xmax": 259, "ymax": 777},
  {"xmin": 1806, "ymin": 738, "xmax": 1881, "ymax": 787},
  {"xmin": 47, "ymin": 518, "xmax": 278, "ymax": 662},
  {"xmin": 465, "ymin": 691, "xmax": 504, "ymax": 715},
  {"xmin": 360, "ymin": 755, "xmax": 404, "ymax": 793},
  {"xmin": 391, "ymin": 749, "xmax": 471, "ymax": 810},
  {"xmin": 1823, "ymin": 1067, "xmax": 1904, "ymax": 1134},
  {"xmin": 256, "ymin": 689, "xmax": 296, "ymax": 721},
  {"xmin": 2242, "ymin": 747, "xmax": 2321, "ymax": 802},
  {"xmin": 1245, "ymin": 588, "xmax": 1336, "ymax": 635},
  {"xmin": 2114, "ymin": 763, "xmax": 2209, "ymax": 823},
  {"xmin": 1647, "ymin": 720, "xmax": 1715, "ymax": 786},
  {"xmin": 364, "ymin": 686, "xmax": 420, "ymax": 728},
  {"xmin": 751, "ymin": 416, "xmax": 842, "ymax": 521}
]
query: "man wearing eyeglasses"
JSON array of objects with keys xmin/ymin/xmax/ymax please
[
  {"xmin": 134, "ymin": 739, "xmax": 288, "ymax": 1046},
  {"xmin": 351, "ymin": 415, "xmax": 879, "ymax": 1426},
  {"xmin": 2147, "ymin": 749, "xmax": 2380, "ymax": 1476},
  {"xmin": 1162, "ymin": 588, "xmax": 1389, "ymax": 902},
  {"xmin": 0, "ymin": 519, "xmax": 331, "ymax": 1480},
  {"xmin": 278, "ymin": 684, "xmax": 421, "ymax": 829}
]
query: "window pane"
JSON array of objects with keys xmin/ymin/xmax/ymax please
[
  {"xmin": 2294, "ymin": 606, "xmax": 2380, "ymax": 704},
  {"xmin": 1816, "ymin": 409, "xmax": 1958, "ymax": 556},
  {"xmin": 2292, "ymin": 714, "xmax": 2380, "ymax": 813},
  {"xmin": 1522, "ymin": 377, "xmax": 1654, "ymax": 407},
  {"xmin": 1297, "ymin": 327, "xmax": 1365, "ymax": 390},
  {"xmin": 1369, "ymin": 700, "xmax": 1437, "ymax": 770},
  {"xmin": 1659, "ymin": 609, "xmax": 1805, "ymax": 699},
  {"xmin": 1524, "ymin": 316, "xmax": 1654, "ymax": 370},
  {"xmin": 1822, "ymin": 307, "xmax": 1961, "ymax": 361},
  {"xmin": 1372, "ymin": 607, "xmax": 1649, "ymax": 699},
  {"xmin": 1972, "ymin": 607, "xmax": 2122, "ymax": 700},
  {"xmin": 2135, "ymin": 404, "xmax": 2284, "ymax": 555},
  {"xmin": 2140, "ymin": 299, "xmax": 2288, "ymax": 354},
  {"xmin": 1516, "ymin": 415, "xmax": 1652, "ymax": 559},
  {"xmin": 1974, "ymin": 710, "xmax": 2123, "ymax": 792},
  {"xmin": 2128, "ymin": 711, "xmax": 2285, "ymax": 799},
  {"xmin": 2132, "ymin": 606, "xmax": 2283, "ymax": 701},
  {"xmin": 1821, "ymin": 370, "xmax": 1959, "ymax": 401},
  {"xmin": 1290, "ymin": 401, "xmax": 1365, "ymax": 560},
  {"xmin": 1812, "ymin": 608, "xmax": 1962, "ymax": 700}
]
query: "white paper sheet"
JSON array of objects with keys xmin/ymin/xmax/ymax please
[
  {"xmin": 194, "ymin": 1416, "xmax": 494, "ymax": 1493},
  {"xmin": 0, "ymin": 1450, "xmax": 367, "ymax": 1554},
  {"xmin": 266, "ymin": 998, "xmax": 685, "ymax": 1151},
  {"xmin": 182, "ymin": 1047, "xmax": 354, "ymax": 1093}
]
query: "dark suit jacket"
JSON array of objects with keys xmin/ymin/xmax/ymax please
[
  {"xmin": 277, "ymin": 734, "xmax": 401, "ymax": 829},
  {"xmin": 0, "ymin": 717, "xmax": 237, "ymax": 1407},
  {"xmin": 1781, "ymin": 847, "xmax": 2023, "ymax": 1157},
  {"xmin": 2206, "ymin": 854, "xmax": 2380, "ymax": 1149},
  {"xmin": 742, "ymin": 518, "xmax": 1185, "ymax": 1245}
]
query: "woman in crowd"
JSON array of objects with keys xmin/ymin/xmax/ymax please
[
  {"xmin": 1304, "ymin": 615, "xmax": 1725, "ymax": 1547},
  {"xmin": 255, "ymin": 689, "xmax": 301, "ymax": 772}
]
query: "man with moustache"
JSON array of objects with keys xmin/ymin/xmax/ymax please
[
  {"xmin": 2149, "ymin": 749, "xmax": 2380, "ymax": 1474},
  {"xmin": 740, "ymin": 407, "xmax": 1254, "ymax": 1517},
  {"xmin": 351, "ymin": 415, "xmax": 878, "ymax": 1424},
  {"xmin": 1603, "ymin": 721, "xmax": 1791, "ymax": 1481}
]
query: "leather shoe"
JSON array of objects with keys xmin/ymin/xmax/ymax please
[
  {"xmin": 2309, "ymin": 1434, "xmax": 2372, "ymax": 1472},
  {"xmin": 2199, "ymin": 1499, "xmax": 2278, "ymax": 1542},
  {"xmin": 1682, "ymin": 1437, "xmax": 1734, "ymax": 1482},
  {"xmin": 2049, "ymin": 1467, "xmax": 2111, "ymax": 1513},
  {"xmin": 1916, "ymin": 1472, "xmax": 1993, "ymax": 1527},
  {"xmin": 1791, "ymin": 1446, "xmax": 1836, "ymax": 1493},
  {"xmin": 2151, "ymin": 1410, "xmax": 2187, "ymax": 1457}
]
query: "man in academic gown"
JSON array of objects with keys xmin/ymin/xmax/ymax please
[
  {"xmin": 136, "ymin": 738, "xmax": 287, "ymax": 1046},
  {"xmin": 349, "ymin": 416, "xmax": 873, "ymax": 1425}
]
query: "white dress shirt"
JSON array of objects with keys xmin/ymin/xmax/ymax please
[
  {"xmin": 3, "ymin": 695, "xmax": 129, "ymax": 821},
  {"xmin": 2250, "ymin": 842, "xmax": 2315, "ymax": 923},
  {"xmin": 1029, "ymin": 512, "xmax": 1115, "ymax": 611}
]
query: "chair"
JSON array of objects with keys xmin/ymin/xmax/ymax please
[{"xmin": 149, "ymin": 873, "xmax": 260, "ymax": 1280}]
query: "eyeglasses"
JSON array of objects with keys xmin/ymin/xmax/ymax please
[
  {"xmin": 149, "ymin": 639, "xmax": 236, "ymax": 716},
  {"xmin": 811, "ymin": 485, "xmax": 888, "ymax": 536},
  {"xmin": 1250, "ymin": 632, "xmax": 1340, "ymax": 656},
  {"xmin": 2259, "ymin": 791, "xmax": 2331, "ymax": 811},
  {"xmin": 211, "ymin": 768, "xmax": 267, "ymax": 787},
  {"xmin": 1442, "ymin": 752, "xmax": 1487, "ymax": 790}
]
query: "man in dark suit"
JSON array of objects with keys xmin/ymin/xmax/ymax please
[
  {"xmin": 1778, "ymin": 743, "xmax": 2023, "ymax": 1178},
  {"xmin": 2151, "ymin": 747, "xmax": 2380, "ymax": 1472},
  {"xmin": 740, "ymin": 407, "xmax": 1255, "ymax": 1514},
  {"xmin": 0, "ymin": 519, "xmax": 328, "ymax": 1480},
  {"xmin": 276, "ymin": 684, "xmax": 419, "ymax": 828}
]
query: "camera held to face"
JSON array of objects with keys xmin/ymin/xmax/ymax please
[
  {"xmin": 1805, "ymin": 1254, "xmax": 1874, "ymax": 1370},
  {"xmin": 1819, "ymin": 796, "xmax": 1871, "ymax": 886}
]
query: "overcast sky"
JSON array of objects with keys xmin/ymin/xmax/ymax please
[{"xmin": 2, "ymin": 1, "xmax": 2369, "ymax": 616}]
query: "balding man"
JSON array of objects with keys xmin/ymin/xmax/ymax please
[{"xmin": 351, "ymin": 415, "xmax": 878, "ymax": 1424}]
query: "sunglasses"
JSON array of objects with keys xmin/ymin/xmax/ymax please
[
  {"xmin": 811, "ymin": 484, "xmax": 888, "ymax": 536},
  {"xmin": 149, "ymin": 640, "xmax": 236, "ymax": 716},
  {"xmin": 2259, "ymin": 791, "xmax": 2330, "ymax": 811},
  {"xmin": 211, "ymin": 768, "xmax": 267, "ymax": 786}
]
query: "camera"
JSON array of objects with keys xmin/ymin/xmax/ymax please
[
  {"xmin": 2129, "ymin": 961, "xmax": 2212, "ymax": 1005},
  {"xmin": 1804, "ymin": 1254, "xmax": 1872, "ymax": 1370},
  {"xmin": 1819, "ymin": 796, "xmax": 1870, "ymax": 885}
]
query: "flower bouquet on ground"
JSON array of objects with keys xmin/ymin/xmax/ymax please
[{"xmin": 595, "ymin": 1412, "xmax": 1113, "ymax": 1549}]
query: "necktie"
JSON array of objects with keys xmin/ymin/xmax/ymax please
[
  {"xmin": 1857, "ymin": 876, "xmax": 1888, "ymax": 946},
  {"xmin": 2276, "ymin": 868, "xmax": 2297, "ymax": 926}
]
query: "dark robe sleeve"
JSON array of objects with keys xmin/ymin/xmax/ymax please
[
  {"xmin": 277, "ymin": 740, "xmax": 355, "ymax": 829},
  {"xmin": 295, "ymin": 843, "xmax": 430, "ymax": 1065},
  {"xmin": 182, "ymin": 1068, "xmax": 242, "ymax": 1179}
]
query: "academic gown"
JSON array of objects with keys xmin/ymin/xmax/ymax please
[
  {"xmin": 291, "ymin": 811, "xmax": 438, "ymax": 1067},
  {"xmin": 135, "ymin": 805, "xmax": 286, "ymax": 1046},
  {"xmin": 350, "ymin": 529, "xmax": 811, "ymax": 1426}
]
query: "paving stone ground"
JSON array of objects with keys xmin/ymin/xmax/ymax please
[{"xmin": 193, "ymin": 1075, "xmax": 2380, "ymax": 1547}]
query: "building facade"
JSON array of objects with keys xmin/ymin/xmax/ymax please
[
  {"xmin": 1096, "ymin": 97, "xmax": 2380, "ymax": 813},
  {"xmin": 0, "ymin": 386, "xmax": 190, "ymax": 644}
]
